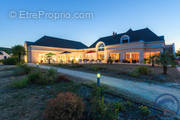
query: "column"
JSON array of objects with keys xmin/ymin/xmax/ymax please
[{"xmin": 139, "ymin": 49, "xmax": 144, "ymax": 64}]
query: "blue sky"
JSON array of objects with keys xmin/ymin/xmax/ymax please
[{"xmin": 0, "ymin": 0, "xmax": 180, "ymax": 50}]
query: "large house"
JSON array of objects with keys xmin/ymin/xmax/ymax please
[{"xmin": 24, "ymin": 28, "xmax": 175, "ymax": 64}]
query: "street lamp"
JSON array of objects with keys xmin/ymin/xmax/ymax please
[{"xmin": 97, "ymin": 73, "xmax": 101, "ymax": 86}]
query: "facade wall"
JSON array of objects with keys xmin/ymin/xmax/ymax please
[{"xmin": 26, "ymin": 41, "xmax": 165, "ymax": 64}]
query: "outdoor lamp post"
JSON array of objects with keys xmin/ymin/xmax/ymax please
[
  {"xmin": 36, "ymin": 63, "xmax": 39, "ymax": 67},
  {"xmin": 97, "ymin": 73, "xmax": 101, "ymax": 86}
]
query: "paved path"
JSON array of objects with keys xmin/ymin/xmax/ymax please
[{"xmin": 30, "ymin": 64, "xmax": 180, "ymax": 115}]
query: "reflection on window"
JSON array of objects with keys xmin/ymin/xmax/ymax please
[{"xmin": 98, "ymin": 43, "xmax": 105, "ymax": 51}]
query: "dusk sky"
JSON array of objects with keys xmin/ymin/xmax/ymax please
[{"xmin": 0, "ymin": 0, "xmax": 180, "ymax": 50}]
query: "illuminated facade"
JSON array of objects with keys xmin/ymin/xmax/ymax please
[{"xmin": 25, "ymin": 28, "xmax": 174, "ymax": 64}]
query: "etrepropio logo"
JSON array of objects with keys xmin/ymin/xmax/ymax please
[{"xmin": 155, "ymin": 93, "xmax": 180, "ymax": 119}]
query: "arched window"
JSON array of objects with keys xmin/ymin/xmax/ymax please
[
  {"xmin": 121, "ymin": 35, "xmax": 130, "ymax": 44},
  {"xmin": 98, "ymin": 43, "xmax": 105, "ymax": 51}
]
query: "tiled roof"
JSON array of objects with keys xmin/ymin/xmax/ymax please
[
  {"xmin": 33, "ymin": 36, "xmax": 88, "ymax": 49},
  {"xmin": 26, "ymin": 41, "xmax": 34, "ymax": 47},
  {"xmin": 89, "ymin": 28, "xmax": 164, "ymax": 48}
]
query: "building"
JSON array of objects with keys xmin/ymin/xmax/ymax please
[
  {"xmin": 25, "ymin": 28, "xmax": 174, "ymax": 64},
  {"xmin": 0, "ymin": 51, "xmax": 10, "ymax": 60}
]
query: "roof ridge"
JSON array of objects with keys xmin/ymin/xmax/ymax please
[{"xmin": 42, "ymin": 35, "xmax": 84, "ymax": 44}]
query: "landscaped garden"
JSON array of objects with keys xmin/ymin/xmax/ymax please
[{"xmin": 0, "ymin": 65, "xmax": 176, "ymax": 120}]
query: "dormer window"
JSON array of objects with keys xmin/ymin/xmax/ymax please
[
  {"xmin": 98, "ymin": 43, "xmax": 105, "ymax": 51},
  {"xmin": 120, "ymin": 35, "xmax": 130, "ymax": 44}
]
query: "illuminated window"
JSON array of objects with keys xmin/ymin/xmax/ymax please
[
  {"xmin": 143, "ymin": 51, "xmax": 160, "ymax": 64},
  {"xmin": 121, "ymin": 35, "xmax": 130, "ymax": 44},
  {"xmin": 124, "ymin": 52, "xmax": 139, "ymax": 63},
  {"xmin": 109, "ymin": 53, "xmax": 120, "ymax": 60}
]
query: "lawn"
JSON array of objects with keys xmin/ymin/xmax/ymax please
[
  {"xmin": 0, "ymin": 65, "xmax": 178, "ymax": 120},
  {"xmin": 49, "ymin": 63, "xmax": 180, "ymax": 83}
]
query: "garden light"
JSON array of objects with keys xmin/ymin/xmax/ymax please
[
  {"xmin": 97, "ymin": 73, "xmax": 101, "ymax": 78},
  {"xmin": 36, "ymin": 63, "xmax": 39, "ymax": 67},
  {"xmin": 97, "ymin": 73, "xmax": 101, "ymax": 86}
]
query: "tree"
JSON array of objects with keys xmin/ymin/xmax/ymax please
[
  {"xmin": 150, "ymin": 55, "xmax": 156, "ymax": 67},
  {"xmin": 176, "ymin": 49, "xmax": 180, "ymax": 56},
  {"xmin": 45, "ymin": 52, "xmax": 56, "ymax": 64},
  {"xmin": 107, "ymin": 57, "xmax": 113, "ymax": 64},
  {"xmin": 12, "ymin": 45, "xmax": 25, "ymax": 64},
  {"xmin": 156, "ymin": 51, "xmax": 177, "ymax": 74}
]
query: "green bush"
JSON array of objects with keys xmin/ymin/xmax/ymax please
[
  {"xmin": 88, "ymin": 86, "xmax": 117, "ymax": 120},
  {"xmin": 107, "ymin": 57, "xmax": 113, "ymax": 64},
  {"xmin": 136, "ymin": 66, "xmax": 152, "ymax": 75},
  {"xmin": 71, "ymin": 64, "xmax": 83, "ymax": 68},
  {"xmin": 139, "ymin": 105, "xmax": 151, "ymax": 117},
  {"xmin": 58, "ymin": 64, "xmax": 67, "ymax": 67},
  {"xmin": 2, "ymin": 57, "xmax": 17, "ymax": 65},
  {"xmin": 8, "ymin": 77, "xmax": 28, "ymax": 89},
  {"xmin": 43, "ymin": 92, "xmax": 84, "ymax": 120},
  {"xmin": 129, "ymin": 71, "xmax": 139, "ymax": 77},
  {"xmin": 124, "ymin": 101, "xmax": 134, "ymax": 109},
  {"xmin": 46, "ymin": 68, "xmax": 57, "ymax": 81},
  {"xmin": 114, "ymin": 102, "xmax": 125, "ymax": 112},
  {"xmin": 14, "ymin": 64, "xmax": 33, "ymax": 75},
  {"xmin": 27, "ymin": 70, "xmax": 48, "ymax": 85},
  {"xmin": 28, "ymin": 70, "xmax": 42, "ymax": 83},
  {"xmin": 27, "ymin": 68, "xmax": 57, "ymax": 85},
  {"xmin": 89, "ymin": 66, "xmax": 105, "ymax": 71}
]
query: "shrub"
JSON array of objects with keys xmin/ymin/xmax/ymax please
[
  {"xmin": 2, "ymin": 57, "xmax": 17, "ymax": 65},
  {"xmin": 27, "ymin": 68, "xmax": 57, "ymax": 85},
  {"xmin": 71, "ymin": 64, "xmax": 83, "ymax": 68},
  {"xmin": 136, "ymin": 66, "xmax": 152, "ymax": 75},
  {"xmin": 14, "ymin": 64, "xmax": 33, "ymax": 75},
  {"xmin": 90, "ymin": 66, "xmax": 105, "ymax": 71},
  {"xmin": 8, "ymin": 77, "xmax": 28, "ymax": 89},
  {"xmin": 27, "ymin": 70, "xmax": 43, "ymax": 84},
  {"xmin": 124, "ymin": 101, "xmax": 134, "ymax": 109},
  {"xmin": 107, "ymin": 57, "xmax": 113, "ymax": 64},
  {"xmin": 129, "ymin": 71, "xmax": 139, "ymax": 77},
  {"xmin": 139, "ymin": 105, "xmax": 151, "ymax": 117},
  {"xmin": 89, "ymin": 86, "xmax": 117, "ymax": 120},
  {"xmin": 46, "ymin": 68, "xmax": 57, "ymax": 81},
  {"xmin": 58, "ymin": 64, "xmax": 67, "ymax": 67},
  {"xmin": 56, "ymin": 74, "xmax": 71, "ymax": 83},
  {"xmin": 114, "ymin": 102, "xmax": 125, "ymax": 112},
  {"xmin": 20, "ymin": 64, "xmax": 33, "ymax": 74},
  {"xmin": 43, "ymin": 92, "xmax": 84, "ymax": 120}
]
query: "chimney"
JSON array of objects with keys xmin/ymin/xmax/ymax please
[{"xmin": 113, "ymin": 32, "xmax": 117, "ymax": 36}]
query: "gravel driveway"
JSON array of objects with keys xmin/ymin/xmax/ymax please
[{"xmin": 29, "ymin": 64, "xmax": 180, "ymax": 115}]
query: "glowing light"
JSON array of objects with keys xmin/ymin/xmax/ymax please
[{"xmin": 97, "ymin": 73, "xmax": 101, "ymax": 78}]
